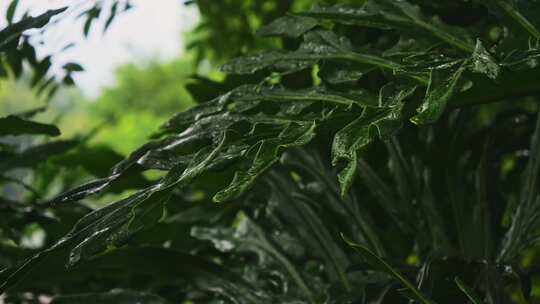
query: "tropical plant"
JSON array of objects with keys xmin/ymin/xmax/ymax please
[{"xmin": 3, "ymin": 0, "xmax": 540, "ymax": 303}]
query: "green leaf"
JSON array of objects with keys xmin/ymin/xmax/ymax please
[
  {"xmin": 455, "ymin": 277, "xmax": 484, "ymax": 304},
  {"xmin": 0, "ymin": 115, "xmax": 60, "ymax": 136},
  {"xmin": 6, "ymin": 0, "xmax": 19, "ymax": 24},
  {"xmin": 214, "ymin": 122, "xmax": 316, "ymax": 202},
  {"xmin": 222, "ymin": 30, "xmax": 403, "ymax": 76},
  {"xmin": 257, "ymin": 14, "xmax": 318, "ymax": 38},
  {"xmin": 332, "ymin": 107, "xmax": 401, "ymax": 196},
  {"xmin": 63, "ymin": 62, "xmax": 84, "ymax": 72},
  {"xmin": 411, "ymin": 61, "xmax": 467, "ymax": 125},
  {"xmin": 236, "ymin": 85, "xmax": 379, "ymax": 107},
  {"xmin": 192, "ymin": 214, "xmax": 316, "ymax": 302},
  {"xmin": 341, "ymin": 234, "xmax": 436, "ymax": 304},
  {"xmin": 489, "ymin": 0, "xmax": 540, "ymax": 39},
  {"xmin": 0, "ymin": 140, "xmax": 78, "ymax": 171},
  {"xmin": 0, "ymin": 7, "xmax": 67, "ymax": 52},
  {"xmin": 301, "ymin": 1, "xmax": 475, "ymax": 52},
  {"xmin": 471, "ymin": 40, "xmax": 499, "ymax": 80},
  {"xmin": 104, "ymin": 2, "xmax": 119, "ymax": 33}
]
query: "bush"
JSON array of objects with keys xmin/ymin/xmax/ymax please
[{"xmin": 2, "ymin": 1, "xmax": 540, "ymax": 303}]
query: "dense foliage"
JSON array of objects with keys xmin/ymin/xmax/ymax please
[{"xmin": 3, "ymin": 0, "xmax": 540, "ymax": 303}]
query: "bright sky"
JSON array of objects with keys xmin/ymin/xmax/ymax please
[{"xmin": 0, "ymin": 0, "xmax": 199, "ymax": 96}]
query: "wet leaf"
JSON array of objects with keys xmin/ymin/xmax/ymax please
[
  {"xmin": 411, "ymin": 61, "xmax": 467, "ymax": 125},
  {"xmin": 257, "ymin": 14, "xmax": 318, "ymax": 38},
  {"xmin": 302, "ymin": 1, "xmax": 474, "ymax": 52},
  {"xmin": 471, "ymin": 40, "xmax": 499, "ymax": 79},
  {"xmin": 332, "ymin": 107, "xmax": 401, "ymax": 195},
  {"xmin": 214, "ymin": 122, "xmax": 316, "ymax": 202}
]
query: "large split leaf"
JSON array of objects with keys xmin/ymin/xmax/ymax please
[
  {"xmin": 301, "ymin": 1, "xmax": 475, "ymax": 52},
  {"xmin": 214, "ymin": 121, "xmax": 316, "ymax": 202}
]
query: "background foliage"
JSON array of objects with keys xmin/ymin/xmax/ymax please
[{"xmin": 2, "ymin": 0, "xmax": 540, "ymax": 303}]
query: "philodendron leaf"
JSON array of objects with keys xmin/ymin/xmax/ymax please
[
  {"xmin": 455, "ymin": 277, "xmax": 484, "ymax": 304},
  {"xmin": 222, "ymin": 30, "xmax": 402, "ymax": 76},
  {"xmin": 0, "ymin": 115, "xmax": 60, "ymax": 136},
  {"xmin": 411, "ymin": 61, "xmax": 467, "ymax": 125},
  {"xmin": 332, "ymin": 106, "xmax": 402, "ymax": 196},
  {"xmin": 257, "ymin": 14, "xmax": 318, "ymax": 38},
  {"xmin": 237, "ymin": 85, "xmax": 379, "ymax": 107},
  {"xmin": 192, "ymin": 214, "xmax": 316, "ymax": 302},
  {"xmin": 341, "ymin": 234, "xmax": 436, "ymax": 304},
  {"xmin": 301, "ymin": 1, "xmax": 474, "ymax": 52},
  {"xmin": 0, "ymin": 135, "xmax": 228, "ymax": 292},
  {"xmin": 214, "ymin": 122, "xmax": 316, "ymax": 202}
]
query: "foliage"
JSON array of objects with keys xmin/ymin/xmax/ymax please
[{"xmin": 3, "ymin": 0, "xmax": 540, "ymax": 304}]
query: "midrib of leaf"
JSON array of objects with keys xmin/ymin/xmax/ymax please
[{"xmin": 494, "ymin": 0, "xmax": 540, "ymax": 39}]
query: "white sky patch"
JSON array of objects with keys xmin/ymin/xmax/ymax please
[{"xmin": 1, "ymin": 0, "xmax": 199, "ymax": 96}]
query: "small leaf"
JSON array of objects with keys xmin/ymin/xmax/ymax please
[
  {"xmin": 0, "ymin": 7, "xmax": 67, "ymax": 52},
  {"xmin": 471, "ymin": 39, "xmax": 499, "ymax": 79},
  {"xmin": 63, "ymin": 62, "xmax": 84, "ymax": 72},
  {"xmin": 0, "ymin": 115, "xmax": 60, "ymax": 136},
  {"xmin": 104, "ymin": 2, "xmax": 119, "ymax": 33},
  {"xmin": 6, "ymin": 0, "xmax": 19, "ymax": 24}
]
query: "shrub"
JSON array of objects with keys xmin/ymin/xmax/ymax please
[{"xmin": 2, "ymin": 1, "xmax": 540, "ymax": 303}]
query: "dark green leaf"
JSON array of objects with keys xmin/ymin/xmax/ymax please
[
  {"xmin": 0, "ymin": 115, "xmax": 60, "ymax": 136},
  {"xmin": 257, "ymin": 14, "xmax": 318, "ymax": 38},
  {"xmin": 0, "ymin": 7, "xmax": 67, "ymax": 52},
  {"xmin": 342, "ymin": 234, "xmax": 435, "ymax": 304},
  {"xmin": 6, "ymin": 0, "xmax": 19, "ymax": 24}
]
